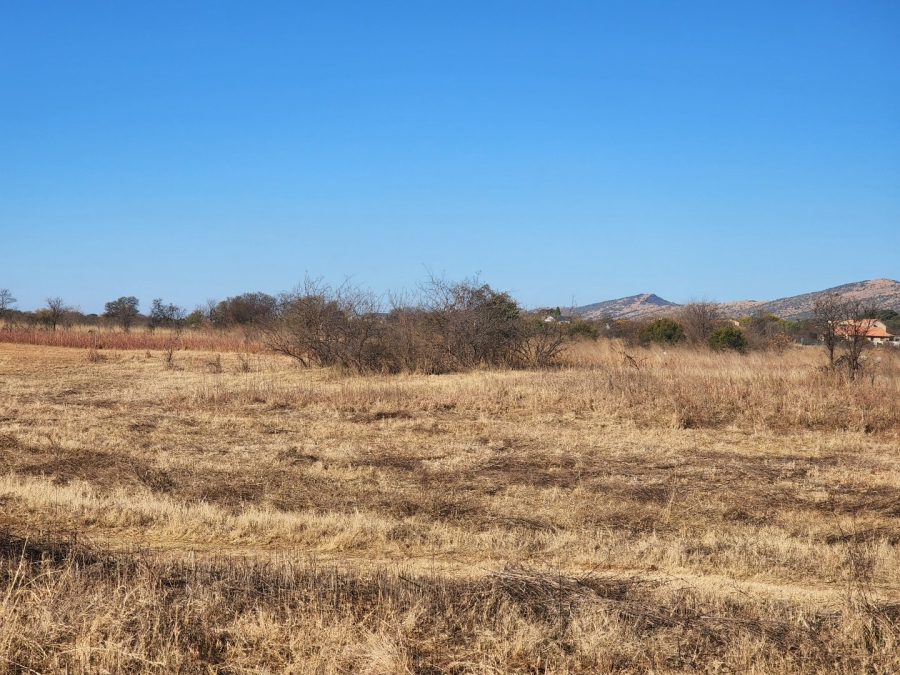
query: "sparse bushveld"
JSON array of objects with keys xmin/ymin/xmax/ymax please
[{"xmin": 1, "ymin": 339, "xmax": 899, "ymax": 673}]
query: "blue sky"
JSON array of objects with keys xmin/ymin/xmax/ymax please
[{"xmin": 1, "ymin": 1, "xmax": 898, "ymax": 313}]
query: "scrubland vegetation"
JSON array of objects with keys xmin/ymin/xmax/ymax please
[{"xmin": 1, "ymin": 334, "xmax": 899, "ymax": 673}]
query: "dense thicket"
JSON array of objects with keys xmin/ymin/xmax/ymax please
[{"xmin": 258, "ymin": 277, "xmax": 585, "ymax": 373}]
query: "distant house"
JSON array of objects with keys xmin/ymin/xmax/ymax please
[
  {"xmin": 835, "ymin": 319, "xmax": 900, "ymax": 346},
  {"xmin": 544, "ymin": 314, "xmax": 573, "ymax": 324}
]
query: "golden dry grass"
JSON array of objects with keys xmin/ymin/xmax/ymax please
[
  {"xmin": 1, "ymin": 341, "xmax": 899, "ymax": 673},
  {"xmin": 0, "ymin": 324, "xmax": 263, "ymax": 352}
]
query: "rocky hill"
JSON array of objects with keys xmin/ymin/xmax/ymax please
[
  {"xmin": 717, "ymin": 278, "xmax": 900, "ymax": 320},
  {"xmin": 575, "ymin": 293, "xmax": 678, "ymax": 320},
  {"xmin": 574, "ymin": 279, "xmax": 900, "ymax": 321}
]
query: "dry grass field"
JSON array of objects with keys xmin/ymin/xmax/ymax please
[{"xmin": 1, "ymin": 340, "xmax": 899, "ymax": 673}]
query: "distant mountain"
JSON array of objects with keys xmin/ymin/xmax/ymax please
[
  {"xmin": 717, "ymin": 278, "xmax": 900, "ymax": 320},
  {"xmin": 575, "ymin": 293, "xmax": 678, "ymax": 320},
  {"xmin": 573, "ymin": 279, "xmax": 900, "ymax": 321}
]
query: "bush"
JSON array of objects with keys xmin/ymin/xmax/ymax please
[
  {"xmin": 262, "ymin": 278, "xmax": 386, "ymax": 371},
  {"xmin": 566, "ymin": 319, "xmax": 600, "ymax": 341},
  {"xmin": 212, "ymin": 292, "xmax": 277, "ymax": 328},
  {"xmin": 417, "ymin": 276, "xmax": 531, "ymax": 371},
  {"xmin": 707, "ymin": 324, "xmax": 748, "ymax": 353},
  {"xmin": 261, "ymin": 276, "xmax": 566, "ymax": 374},
  {"xmin": 639, "ymin": 318, "xmax": 684, "ymax": 345}
]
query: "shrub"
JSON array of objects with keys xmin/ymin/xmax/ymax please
[
  {"xmin": 566, "ymin": 319, "xmax": 600, "ymax": 341},
  {"xmin": 639, "ymin": 318, "xmax": 684, "ymax": 345},
  {"xmin": 262, "ymin": 278, "xmax": 385, "ymax": 371},
  {"xmin": 148, "ymin": 299, "xmax": 187, "ymax": 333},
  {"xmin": 679, "ymin": 300, "xmax": 720, "ymax": 344},
  {"xmin": 261, "ymin": 276, "xmax": 551, "ymax": 374},
  {"xmin": 707, "ymin": 324, "xmax": 748, "ymax": 352}
]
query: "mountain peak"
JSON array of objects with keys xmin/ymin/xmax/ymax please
[{"xmin": 576, "ymin": 293, "xmax": 678, "ymax": 320}]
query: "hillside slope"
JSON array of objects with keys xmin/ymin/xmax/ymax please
[
  {"xmin": 718, "ymin": 278, "xmax": 900, "ymax": 320},
  {"xmin": 574, "ymin": 279, "xmax": 900, "ymax": 321},
  {"xmin": 576, "ymin": 293, "xmax": 678, "ymax": 320}
]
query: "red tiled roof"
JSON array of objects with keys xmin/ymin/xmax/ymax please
[{"xmin": 836, "ymin": 320, "xmax": 894, "ymax": 338}]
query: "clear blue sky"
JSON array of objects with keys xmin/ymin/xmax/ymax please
[{"xmin": 1, "ymin": 1, "xmax": 897, "ymax": 313}]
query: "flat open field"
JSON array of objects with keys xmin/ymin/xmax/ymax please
[{"xmin": 1, "ymin": 341, "xmax": 899, "ymax": 673}]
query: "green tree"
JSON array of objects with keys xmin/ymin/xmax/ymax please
[
  {"xmin": 567, "ymin": 319, "xmax": 599, "ymax": 341},
  {"xmin": 103, "ymin": 296, "xmax": 140, "ymax": 332},
  {"xmin": 707, "ymin": 324, "xmax": 748, "ymax": 352},
  {"xmin": 148, "ymin": 299, "xmax": 186, "ymax": 333},
  {"xmin": 212, "ymin": 292, "xmax": 277, "ymax": 327},
  {"xmin": 639, "ymin": 318, "xmax": 684, "ymax": 345}
]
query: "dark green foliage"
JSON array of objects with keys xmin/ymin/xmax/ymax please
[
  {"xmin": 639, "ymin": 318, "xmax": 685, "ymax": 345},
  {"xmin": 707, "ymin": 324, "xmax": 748, "ymax": 352},
  {"xmin": 103, "ymin": 296, "xmax": 140, "ymax": 332},
  {"xmin": 872, "ymin": 309, "xmax": 900, "ymax": 333},
  {"xmin": 184, "ymin": 309, "xmax": 206, "ymax": 328},
  {"xmin": 566, "ymin": 319, "xmax": 600, "ymax": 341},
  {"xmin": 212, "ymin": 292, "xmax": 277, "ymax": 327},
  {"xmin": 148, "ymin": 299, "xmax": 186, "ymax": 332}
]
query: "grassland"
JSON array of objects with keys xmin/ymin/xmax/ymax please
[{"xmin": 1, "ymin": 340, "xmax": 899, "ymax": 673}]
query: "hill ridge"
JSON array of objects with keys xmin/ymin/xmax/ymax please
[{"xmin": 574, "ymin": 279, "xmax": 900, "ymax": 321}]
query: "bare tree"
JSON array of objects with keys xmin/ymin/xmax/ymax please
[
  {"xmin": 812, "ymin": 292, "xmax": 847, "ymax": 369},
  {"xmin": 679, "ymin": 299, "xmax": 720, "ymax": 345},
  {"xmin": 262, "ymin": 277, "xmax": 387, "ymax": 372},
  {"xmin": 44, "ymin": 297, "xmax": 70, "ymax": 332},
  {"xmin": 836, "ymin": 300, "xmax": 879, "ymax": 381},
  {"xmin": 0, "ymin": 288, "xmax": 16, "ymax": 323},
  {"xmin": 813, "ymin": 292, "xmax": 880, "ymax": 379},
  {"xmin": 522, "ymin": 319, "xmax": 570, "ymax": 368},
  {"xmin": 103, "ymin": 296, "xmax": 140, "ymax": 332}
]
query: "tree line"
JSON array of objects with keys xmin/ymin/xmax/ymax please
[
  {"xmin": 1, "ymin": 283, "xmax": 897, "ymax": 374},
  {"xmin": 605, "ymin": 295, "xmax": 899, "ymax": 377},
  {"xmin": 0, "ymin": 279, "xmax": 597, "ymax": 373}
]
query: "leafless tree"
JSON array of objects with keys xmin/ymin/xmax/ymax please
[
  {"xmin": 0, "ymin": 288, "xmax": 16, "ymax": 323},
  {"xmin": 837, "ymin": 300, "xmax": 879, "ymax": 381},
  {"xmin": 813, "ymin": 292, "xmax": 878, "ymax": 379},
  {"xmin": 679, "ymin": 299, "xmax": 721, "ymax": 345},
  {"xmin": 812, "ymin": 292, "xmax": 847, "ymax": 369},
  {"xmin": 44, "ymin": 297, "xmax": 70, "ymax": 332},
  {"xmin": 522, "ymin": 319, "xmax": 570, "ymax": 368},
  {"xmin": 262, "ymin": 277, "xmax": 388, "ymax": 372},
  {"xmin": 382, "ymin": 290, "xmax": 430, "ymax": 372}
]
